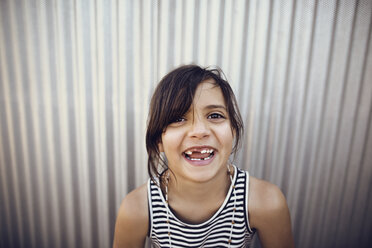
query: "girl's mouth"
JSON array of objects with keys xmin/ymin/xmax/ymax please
[{"xmin": 183, "ymin": 148, "xmax": 215, "ymax": 163}]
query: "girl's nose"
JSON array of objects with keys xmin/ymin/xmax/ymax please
[{"xmin": 188, "ymin": 117, "xmax": 210, "ymax": 138}]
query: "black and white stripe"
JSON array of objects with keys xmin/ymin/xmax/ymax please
[{"xmin": 147, "ymin": 165, "xmax": 255, "ymax": 248}]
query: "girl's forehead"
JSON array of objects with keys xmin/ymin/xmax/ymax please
[
  {"xmin": 189, "ymin": 81, "xmax": 227, "ymax": 109},
  {"xmin": 196, "ymin": 79, "xmax": 217, "ymax": 90},
  {"xmin": 195, "ymin": 80, "xmax": 223, "ymax": 95}
]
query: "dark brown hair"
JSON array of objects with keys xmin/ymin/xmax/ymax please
[{"xmin": 146, "ymin": 65, "xmax": 243, "ymax": 181}]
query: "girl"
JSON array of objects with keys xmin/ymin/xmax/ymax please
[{"xmin": 113, "ymin": 65, "xmax": 294, "ymax": 248}]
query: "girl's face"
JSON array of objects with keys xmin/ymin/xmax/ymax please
[{"xmin": 158, "ymin": 80, "xmax": 234, "ymax": 183}]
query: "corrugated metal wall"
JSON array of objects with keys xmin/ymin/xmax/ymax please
[{"xmin": 0, "ymin": 0, "xmax": 371, "ymax": 247}]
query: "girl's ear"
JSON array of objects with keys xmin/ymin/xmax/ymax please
[{"xmin": 158, "ymin": 141, "xmax": 164, "ymax": 152}]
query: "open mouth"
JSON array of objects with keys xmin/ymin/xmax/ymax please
[{"xmin": 183, "ymin": 148, "xmax": 215, "ymax": 161}]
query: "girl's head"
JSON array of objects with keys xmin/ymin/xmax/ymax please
[{"xmin": 146, "ymin": 65, "xmax": 243, "ymax": 181}]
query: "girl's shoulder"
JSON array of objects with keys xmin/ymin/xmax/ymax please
[
  {"xmin": 113, "ymin": 183, "xmax": 149, "ymax": 247},
  {"xmin": 247, "ymin": 176, "xmax": 295, "ymax": 247},
  {"xmin": 120, "ymin": 183, "xmax": 148, "ymax": 217},
  {"xmin": 248, "ymin": 176, "xmax": 289, "ymax": 227}
]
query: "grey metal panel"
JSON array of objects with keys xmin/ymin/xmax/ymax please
[{"xmin": 0, "ymin": 0, "xmax": 371, "ymax": 247}]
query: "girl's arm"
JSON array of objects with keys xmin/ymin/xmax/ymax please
[
  {"xmin": 249, "ymin": 178, "xmax": 295, "ymax": 248},
  {"xmin": 113, "ymin": 184, "xmax": 148, "ymax": 248}
]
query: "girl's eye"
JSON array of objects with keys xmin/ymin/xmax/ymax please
[
  {"xmin": 168, "ymin": 116, "xmax": 187, "ymax": 127},
  {"xmin": 208, "ymin": 113, "xmax": 225, "ymax": 119},
  {"xmin": 172, "ymin": 117, "xmax": 186, "ymax": 123}
]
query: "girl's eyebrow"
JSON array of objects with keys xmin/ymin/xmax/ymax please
[{"xmin": 204, "ymin": 104, "xmax": 227, "ymax": 110}]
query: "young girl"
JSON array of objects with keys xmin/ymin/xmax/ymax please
[{"xmin": 113, "ymin": 65, "xmax": 295, "ymax": 248}]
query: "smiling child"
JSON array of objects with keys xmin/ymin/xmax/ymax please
[{"xmin": 113, "ymin": 65, "xmax": 295, "ymax": 248}]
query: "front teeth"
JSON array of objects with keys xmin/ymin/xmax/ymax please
[
  {"xmin": 184, "ymin": 149, "xmax": 214, "ymax": 161},
  {"xmin": 201, "ymin": 149, "xmax": 214, "ymax": 154},
  {"xmin": 184, "ymin": 149, "xmax": 214, "ymax": 155}
]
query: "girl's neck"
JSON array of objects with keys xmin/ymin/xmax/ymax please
[
  {"xmin": 165, "ymin": 165, "xmax": 233, "ymax": 203},
  {"xmin": 162, "ymin": 164, "xmax": 234, "ymax": 224}
]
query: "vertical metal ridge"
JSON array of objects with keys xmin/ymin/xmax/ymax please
[
  {"xmin": 347, "ymin": 74, "xmax": 372, "ymax": 247},
  {"xmin": 237, "ymin": 0, "xmax": 250, "ymax": 103},
  {"xmin": 2, "ymin": 0, "xmax": 26, "ymax": 246},
  {"xmin": 38, "ymin": 0, "xmax": 63, "ymax": 245},
  {"xmin": 358, "ymin": 108, "xmax": 372, "ymax": 246},
  {"xmin": 111, "ymin": 0, "xmax": 119, "ymax": 213},
  {"xmin": 8, "ymin": 0, "xmax": 36, "ymax": 246},
  {"xmin": 27, "ymin": 2, "xmax": 49, "ymax": 246},
  {"xmin": 216, "ymin": 0, "xmax": 226, "ymax": 67},
  {"xmin": 178, "ymin": 0, "xmax": 186, "ymax": 64},
  {"xmin": 273, "ymin": 0, "xmax": 296, "ymax": 190},
  {"xmin": 173, "ymin": 0, "xmax": 183, "ymax": 65},
  {"xmin": 241, "ymin": 0, "xmax": 259, "ymax": 174},
  {"xmin": 70, "ymin": 0, "xmax": 85, "ymax": 247},
  {"xmin": 22, "ymin": 0, "xmax": 46, "ymax": 246},
  {"xmin": 192, "ymin": 0, "xmax": 201, "ymax": 63},
  {"xmin": 125, "ymin": 0, "xmax": 135, "ymax": 192},
  {"xmin": 52, "ymin": 0, "xmax": 77, "ymax": 246},
  {"xmin": 63, "ymin": 1, "xmax": 81, "ymax": 246},
  {"xmin": 86, "ymin": 1, "xmax": 100, "ymax": 247},
  {"xmin": 105, "ymin": 0, "xmax": 116, "ymax": 244},
  {"xmin": 74, "ymin": 0, "xmax": 93, "ymax": 246},
  {"xmin": 133, "ymin": 0, "xmax": 144, "ymax": 188},
  {"xmin": 167, "ymin": 0, "xmax": 176, "ymax": 67},
  {"xmin": 0, "ymin": 4, "xmax": 16, "ymax": 246},
  {"xmin": 266, "ymin": 0, "xmax": 293, "ymax": 187},
  {"xmin": 258, "ymin": 0, "xmax": 274, "ymax": 181},
  {"xmin": 349, "ymin": 13, "xmax": 372, "ymax": 247},
  {"xmin": 0, "ymin": 104, "xmax": 11, "ymax": 247},
  {"xmin": 116, "ymin": 0, "xmax": 129, "ymax": 211},
  {"xmin": 222, "ymin": 0, "xmax": 233, "ymax": 80},
  {"xmin": 0, "ymin": 118, "xmax": 10, "ymax": 247},
  {"xmin": 197, "ymin": 0, "xmax": 207, "ymax": 65}
]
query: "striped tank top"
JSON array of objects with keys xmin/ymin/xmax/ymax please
[{"xmin": 147, "ymin": 165, "xmax": 256, "ymax": 247}]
